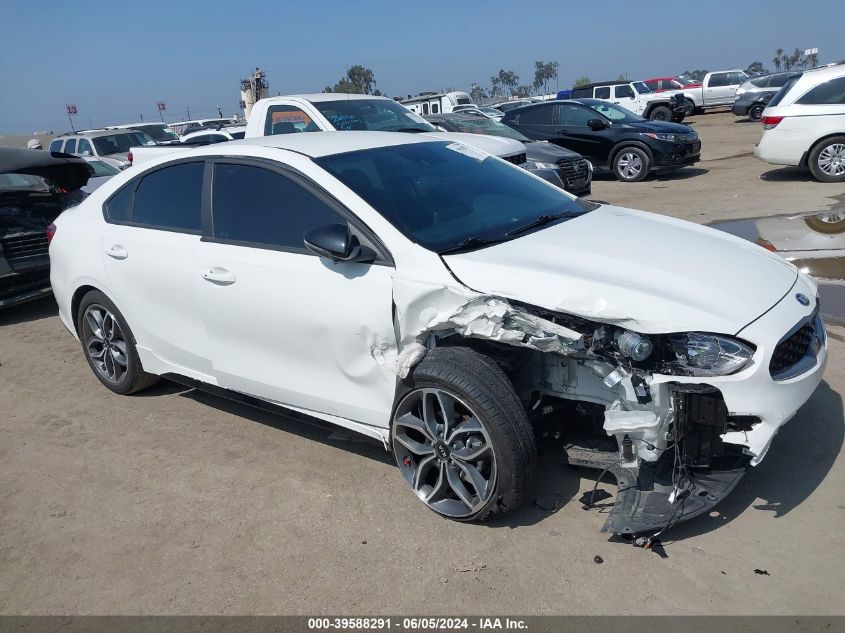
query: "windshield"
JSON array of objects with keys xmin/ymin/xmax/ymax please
[
  {"xmin": 87, "ymin": 160, "xmax": 120, "ymax": 176},
  {"xmin": 633, "ymin": 82, "xmax": 651, "ymax": 94},
  {"xmin": 313, "ymin": 99, "xmax": 437, "ymax": 132},
  {"xmin": 131, "ymin": 125, "xmax": 179, "ymax": 142},
  {"xmin": 92, "ymin": 132, "xmax": 152, "ymax": 155},
  {"xmin": 443, "ymin": 117, "xmax": 529, "ymax": 141},
  {"xmin": 586, "ymin": 101, "xmax": 644, "ymax": 122},
  {"xmin": 676, "ymin": 75, "xmax": 697, "ymax": 85},
  {"xmin": 0, "ymin": 173, "xmax": 51, "ymax": 192},
  {"xmin": 316, "ymin": 141, "xmax": 589, "ymax": 254}
]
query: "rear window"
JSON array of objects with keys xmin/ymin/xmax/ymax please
[
  {"xmin": 767, "ymin": 75, "xmax": 802, "ymax": 107},
  {"xmin": 749, "ymin": 76, "xmax": 770, "ymax": 88}
]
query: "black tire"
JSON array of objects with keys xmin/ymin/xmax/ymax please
[
  {"xmin": 77, "ymin": 290, "xmax": 159, "ymax": 395},
  {"xmin": 648, "ymin": 105, "xmax": 672, "ymax": 121},
  {"xmin": 748, "ymin": 103, "xmax": 765, "ymax": 122},
  {"xmin": 391, "ymin": 346, "xmax": 536, "ymax": 522},
  {"xmin": 612, "ymin": 146, "xmax": 650, "ymax": 182},
  {"xmin": 684, "ymin": 98, "xmax": 696, "ymax": 116},
  {"xmin": 671, "ymin": 110, "xmax": 686, "ymax": 123},
  {"xmin": 807, "ymin": 136, "xmax": 845, "ymax": 183}
]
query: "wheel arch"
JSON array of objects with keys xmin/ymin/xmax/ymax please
[
  {"xmin": 803, "ymin": 133, "xmax": 845, "ymax": 167},
  {"xmin": 70, "ymin": 283, "xmax": 109, "ymax": 334},
  {"xmin": 642, "ymin": 101, "xmax": 671, "ymax": 117},
  {"xmin": 609, "ymin": 140, "xmax": 655, "ymax": 168}
]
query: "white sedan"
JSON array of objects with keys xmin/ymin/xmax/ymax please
[{"xmin": 49, "ymin": 132, "xmax": 827, "ymax": 534}]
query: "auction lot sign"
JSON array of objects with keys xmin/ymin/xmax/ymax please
[{"xmin": 0, "ymin": 617, "xmax": 839, "ymax": 633}]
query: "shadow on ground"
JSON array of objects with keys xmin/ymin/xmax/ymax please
[
  {"xmin": 0, "ymin": 296, "xmax": 58, "ymax": 326},
  {"xmin": 760, "ymin": 166, "xmax": 816, "ymax": 182}
]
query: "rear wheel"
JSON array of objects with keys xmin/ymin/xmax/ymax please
[
  {"xmin": 748, "ymin": 103, "xmax": 765, "ymax": 122},
  {"xmin": 612, "ymin": 147, "xmax": 650, "ymax": 182},
  {"xmin": 808, "ymin": 136, "xmax": 845, "ymax": 183},
  {"xmin": 77, "ymin": 290, "xmax": 159, "ymax": 395},
  {"xmin": 391, "ymin": 347, "xmax": 536, "ymax": 522},
  {"xmin": 648, "ymin": 105, "xmax": 672, "ymax": 121}
]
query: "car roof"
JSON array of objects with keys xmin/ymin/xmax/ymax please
[
  {"xmin": 217, "ymin": 130, "xmax": 439, "ymax": 158},
  {"xmin": 112, "ymin": 122, "xmax": 168, "ymax": 128},
  {"xmin": 259, "ymin": 93, "xmax": 391, "ymax": 105},
  {"xmin": 59, "ymin": 129, "xmax": 144, "ymax": 139},
  {"xmin": 574, "ymin": 80, "xmax": 633, "ymax": 89}
]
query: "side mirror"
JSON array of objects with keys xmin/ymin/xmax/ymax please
[
  {"xmin": 304, "ymin": 223, "xmax": 376, "ymax": 264},
  {"xmin": 587, "ymin": 118, "xmax": 607, "ymax": 131}
]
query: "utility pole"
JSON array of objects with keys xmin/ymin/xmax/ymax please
[
  {"xmin": 217, "ymin": 104, "xmax": 223, "ymax": 118},
  {"xmin": 186, "ymin": 106, "xmax": 192, "ymax": 120},
  {"xmin": 140, "ymin": 113, "xmax": 144, "ymax": 122}
]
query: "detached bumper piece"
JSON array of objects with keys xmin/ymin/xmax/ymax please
[{"xmin": 566, "ymin": 386, "xmax": 751, "ymax": 535}]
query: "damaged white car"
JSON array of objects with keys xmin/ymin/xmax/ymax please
[{"xmin": 49, "ymin": 132, "xmax": 828, "ymax": 535}]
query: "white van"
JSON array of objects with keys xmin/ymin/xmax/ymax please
[{"xmin": 401, "ymin": 91, "xmax": 474, "ymax": 115}]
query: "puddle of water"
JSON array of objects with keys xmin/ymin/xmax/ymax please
[{"xmin": 711, "ymin": 211, "xmax": 845, "ymax": 320}]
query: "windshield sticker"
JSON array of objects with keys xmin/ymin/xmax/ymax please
[{"xmin": 445, "ymin": 142, "xmax": 487, "ymax": 161}]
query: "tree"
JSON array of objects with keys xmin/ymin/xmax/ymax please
[
  {"xmin": 573, "ymin": 75, "xmax": 591, "ymax": 87},
  {"xmin": 746, "ymin": 61, "xmax": 767, "ymax": 75},
  {"xmin": 469, "ymin": 83, "xmax": 487, "ymax": 103},
  {"xmin": 325, "ymin": 65, "xmax": 377, "ymax": 94},
  {"xmin": 681, "ymin": 69, "xmax": 708, "ymax": 82},
  {"xmin": 532, "ymin": 61, "xmax": 559, "ymax": 96},
  {"xmin": 773, "ymin": 48, "xmax": 784, "ymax": 72},
  {"xmin": 516, "ymin": 85, "xmax": 532, "ymax": 98},
  {"xmin": 491, "ymin": 69, "xmax": 520, "ymax": 97}
]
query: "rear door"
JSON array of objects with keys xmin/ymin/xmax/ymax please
[
  {"xmin": 506, "ymin": 103, "xmax": 557, "ymax": 141},
  {"xmin": 100, "ymin": 160, "xmax": 211, "ymax": 379},
  {"xmin": 196, "ymin": 158, "xmax": 397, "ymax": 428},
  {"xmin": 555, "ymin": 103, "xmax": 614, "ymax": 166}
]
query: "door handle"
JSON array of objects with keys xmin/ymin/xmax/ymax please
[
  {"xmin": 106, "ymin": 244, "xmax": 128, "ymax": 260},
  {"xmin": 201, "ymin": 267, "xmax": 236, "ymax": 285}
]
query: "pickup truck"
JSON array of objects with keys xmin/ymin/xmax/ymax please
[
  {"xmin": 242, "ymin": 94, "xmax": 528, "ymax": 163},
  {"xmin": 569, "ymin": 81, "xmax": 686, "ymax": 122},
  {"xmin": 665, "ymin": 70, "xmax": 751, "ymax": 114}
]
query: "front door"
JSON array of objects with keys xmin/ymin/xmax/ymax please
[{"xmin": 196, "ymin": 160, "xmax": 397, "ymax": 428}]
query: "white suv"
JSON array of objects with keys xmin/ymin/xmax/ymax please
[{"xmin": 755, "ymin": 64, "xmax": 845, "ymax": 182}]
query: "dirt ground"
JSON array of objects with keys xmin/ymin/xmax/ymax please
[{"xmin": 1, "ymin": 111, "xmax": 845, "ymax": 615}]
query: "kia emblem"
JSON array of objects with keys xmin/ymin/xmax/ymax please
[{"xmin": 795, "ymin": 293, "xmax": 810, "ymax": 306}]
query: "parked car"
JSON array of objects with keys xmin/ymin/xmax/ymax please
[
  {"xmin": 169, "ymin": 118, "xmax": 239, "ymax": 137},
  {"xmin": 570, "ymin": 81, "xmax": 687, "ymax": 122},
  {"xmin": 49, "ymin": 130, "xmax": 156, "ymax": 170},
  {"xmin": 127, "ymin": 127, "xmax": 247, "ymax": 166},
  {"xmin": 50, "ymin": 132, "xmax": 826, "ymax": 534},
  {"xmin": 180, "ymin": 126, "xmax": 247, "ymax": 144},
  {"xmin": 755, "ymin": 64, "xmax": 845, "ymax": 182},
  {"xmin": 732, "ymin": 72, "xmax": 802, "ymax": 121},
  {"xmin": 243, "ymin": 94, "xmax": 528, "ymax": 164},
  {"xmin": 643, "ymin": 76, "xmax": 702, "ymax": 92},
  {"xmin": 681, "ymin": 70, "xmax": 751, "ymax": 114},
  {"xmin": 110, "ymin": 123, "xmax": 181, "ymax": 144},
  {"xmin": 502, "ymin": 99, "xmax": 700, "ymax": 182},
  {"xmin": 451, "ymin": 106, "xmax": 504, "ymax": 120},
  {"xmin": 493, "ymin": 99, "xmax": 533, "ymax": 113},
  {"xmin": 81, "ymin": 157, "xmax": 121, "ymax": 194},
  {"xmin": 0, "ymin": 148, "xmax": 90, "ymax": 308},
  {"xmin": 425, "ymin": 112, "xmax": 592, "ymax": 196}
]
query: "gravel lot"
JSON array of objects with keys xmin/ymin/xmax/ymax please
[{"xmin": 1, "ymin": 112, "xmax": 845, "ymax": 615}]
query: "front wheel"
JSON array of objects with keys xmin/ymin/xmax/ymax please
[
  {"xmin": 391, "ymin": 347, "xmax": 536, "ymax": 522},
  {"xmin": 648, "ymin": 105, "xmax": 672, "ymax": 121},
  {"xmin": 612, "ymin": 147, "xmax": 650, "ymax": 182},
  {"xmin": 808, "ymin": 136, "xmax": 845, "ymax": 183}
]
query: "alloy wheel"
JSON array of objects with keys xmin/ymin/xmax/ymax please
[
  {"xmin": 82, "ymin": 304, "xmax": 128, "ymax": 384},
  {"xmin": 617, "ymin": 152, "xmax": 644, "ymax": 180},
  {"xmin": 818, "ymin": 143, "xmax": 845, "ymax": 177},
  {"xmin": 392, "ymin": 387, "xmax": 497, "ymax": 518}
]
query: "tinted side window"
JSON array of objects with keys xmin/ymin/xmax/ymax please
[
  {"xmin": 708, "ymin": 73, "xmax": 728, "ymax": 87},
  {"xmin": 768, "ymin": 73, "xmax": 793, "ymax": 88},
  {"xmin": 64, "ymin": 139, "xmax": 77, "ymax": 153},
  {"xmin": 797, "ymin": 77, "xmax": 845, "ymax": 105},
  {"xmin": 614, "ymin": 85, "xmax": 634, "ymax": 98},
  {"xmin": 105, "ymin": 183, "xmax": 133, "ymax": 222},
  {"xmin": 431, "ymin": 102, "xmax": 440, "ymax": 113},
  {"xmin": 557, "ymin": 104, "xmax": 595, "ymax": 127},
  {"xmin": 49, "ymin": 139, "xmax": 63, "ymax": 152},
  {"xmin": 727, "ymin": 72, "xmax": 747, "ymax": 85},
  {"xmin": 77, "ymin": 139, "xmax": 92, "ymax": 155},
  {"xmin": 594, "ymin": 87, "xmax": 611, "ymax": 99},
  {"xmin": 132, "ymin": 162, "xmax": 203, "ymax": 231},
  {"xmin": 750, "ymin": 76, "xmax": 770, "ymax": 88},
  {"xmin": 211, "ymin": 164, "xmax": 344, "ymax": 250},
  {"xmin": 517, "ymin": 105, "xmax": 554, "ymax": 125}
]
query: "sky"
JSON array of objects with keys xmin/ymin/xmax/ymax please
[{"xmin": 1, "ymin": 0, "xmax": 842, "ymax": 134}]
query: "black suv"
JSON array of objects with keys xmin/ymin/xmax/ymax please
[
  {"xmin": 732, "ymin": 72, "xmax": 802, "ymax": 121},
  {"xmin": 502, "ymin": 99, "xmax": 700, "ymax": 182},
  {"xmin": 0, "ymin": 148, "xmax": 90, "ymax": 309}
]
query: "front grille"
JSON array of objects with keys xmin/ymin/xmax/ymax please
[
  {"xmin": 503, "ymin": 152, "xmax": 526, "ymax": 165},
  {"xmin": 556, "ymin": 157, "xmax": 590, "ymax": 181},
  {"xmin": 1, "ymin": 232, "xmax": 49, "ymax": 262},
  {"xmin": 770, "ymin": 318, "xmax": 817, "ymax": 376}
]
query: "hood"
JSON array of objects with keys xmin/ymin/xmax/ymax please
[
  {"xmin": 421, "ymin": 132, "xmax": 526, "ymax": 158},
  {"xmin": 523, "ymin": 141, "xmax": 582, "ymax": 162},
  {"xmin": 615, "ymin": 119, "xmax": 694, "ymax": 134},
  {"xmin": 0, "ymin": 148, "xmax": 91, "ymax": 191},
  {"xmin": 442, "ymin": 205, "xmax": 798, "ymax": 335}
]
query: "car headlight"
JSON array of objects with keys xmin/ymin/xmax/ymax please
[
  {"xmin": 526, "ymin": 160, "xmax": 557, "ymax": 170},
  {"xmin": 666, "ymin": 333, "xmax": 754, "ymax": 376},
  {"xmin": 642, "ymin": 132, "xmax": 680, "ymax": 142}
]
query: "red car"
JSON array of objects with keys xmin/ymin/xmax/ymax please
[{"xmin": 643, "ymin": 76, "xmax": 702, "ymax": 92}]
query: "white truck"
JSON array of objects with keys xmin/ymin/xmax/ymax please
[
  {"xmin": 570, "ymin": 80, "xmax": 688, "ymax": 122},
  {"xmin": 129, "ymin": 94, "xmax": 529, "ymax": 167},
  {"xmin": 242, "ymin": 94, "xmax": 528, "ymax": 162},
  {"xmin": 679, "ymin": 70, "xmax": 751, "ymax": 114}
]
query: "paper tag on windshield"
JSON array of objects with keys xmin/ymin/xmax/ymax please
[{"xmin": 445, "ymin": 142, "xmax": 487, "ymax": 161}]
